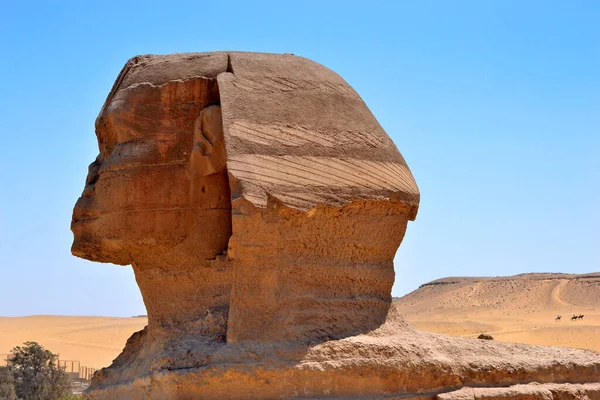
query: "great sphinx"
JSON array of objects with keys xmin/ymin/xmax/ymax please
[{"xmin": 72, "ymin": 52, "xmax": 600, "ymax": 399}]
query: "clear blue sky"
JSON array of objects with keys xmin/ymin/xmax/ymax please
[{"xmin": 0, "ymin": 1, "xmax": 598, "ymax": 317}]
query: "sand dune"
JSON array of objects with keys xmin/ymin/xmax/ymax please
[
  {"xmin": 1, "ymin": 273, "xmax": 598, "ymax": 370},
  {"xmin": 394, "ymin": 273, "xmax": 600, "ymax": 352},
  {"xmin": 0, "ymin": 316, "xmax": 147, "ymax": 369}
]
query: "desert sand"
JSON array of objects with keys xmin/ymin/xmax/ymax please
[
  {"xmin": 395, "ymin": 272, "xmax": 600, "ymax": 352},
  {"xmin": 1, "ymin": 273, "xmax": 598, "ymax": 371},
  {"xmin": 0, "ymin": 315, "xmax": 147, "ymax": 368}
]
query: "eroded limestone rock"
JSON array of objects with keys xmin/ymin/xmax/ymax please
[{"xmin": 72, "ymin": 52, "xmax": 600, "ymax": 399}]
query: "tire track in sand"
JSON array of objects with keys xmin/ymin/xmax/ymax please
[{"xmin": 550, "ymin": 279, "xmax": 571, "ymax": 308}]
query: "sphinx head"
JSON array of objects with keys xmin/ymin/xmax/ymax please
[{"xmin": 71, "ymin": 52, "xmax": 419, "ymax": 342}]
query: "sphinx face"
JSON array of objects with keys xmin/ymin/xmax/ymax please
[{"xmin": 71, "ymin": 79, "xmax": 231, "ymax": 265}]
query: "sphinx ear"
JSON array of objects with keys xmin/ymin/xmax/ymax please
[{"xmin": 188, "ymin": 105, "xmax": 227, "ymax": 177}]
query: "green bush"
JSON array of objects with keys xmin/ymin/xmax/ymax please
[
  {"xmin": 0, "ymin": 366, "xmax": 18, "ymax": 400},
  {"xmin": 1, "ymin": 342, "xmax": 72, "ymax": 400}
]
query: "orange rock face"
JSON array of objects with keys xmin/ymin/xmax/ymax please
[{"xmin": 72, "ymin": 52, "xmax": 599, "ymax": 399}]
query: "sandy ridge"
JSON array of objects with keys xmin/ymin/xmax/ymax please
[{"xmin": 395, "ymin": 272, "xmax": 600, "ymax": 352}]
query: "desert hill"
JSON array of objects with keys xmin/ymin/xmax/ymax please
[
  {"xmin": 0, "ymin": 316, "xmax": 147, "ymax": 369},
  {"xmin": 1, "ymin": 273, "xmax": 598, "ymax": 371},
  {"xmin": 394, "ymin": 272, "xmax": 600, "ymax": 352}
]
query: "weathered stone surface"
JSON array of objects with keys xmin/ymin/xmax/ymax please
[
  {"xmin": 72, "ymin": 52, "xmax": 600, "ymax": 399},
  {"xmin": 437, "ymin": 383, "xmax": 600, "ymax": 400}
]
